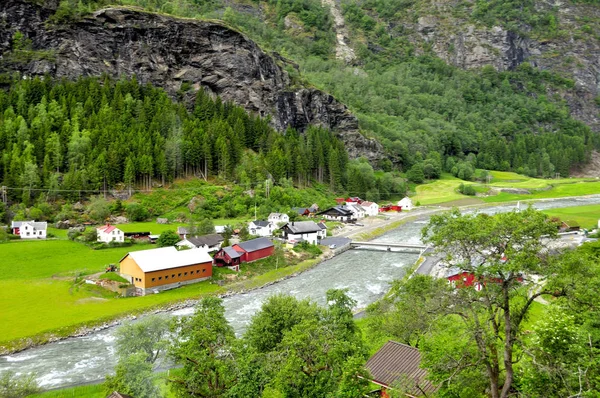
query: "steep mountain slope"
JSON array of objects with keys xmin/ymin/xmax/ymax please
[{"xmin": 0, "ymin": 0, "xmax": 383, "ymax": 161}]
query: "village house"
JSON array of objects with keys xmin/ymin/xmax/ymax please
[
  {"xmin": 176, "ymin": 226, "xmax": 192, "ymax": 240},
  {"xmin": 345, "ymin": 197, "xmax": 363, "ymax": 204},
  {"xmin": 345, "ymin": 203, "xmax": 366, "ymax": 219},
  {"xmin": 291, "ymin": 207, "xmax": 311, "ymax": 217},
  {"xmin": 213, "ymin": 237, "xmax": 275, "ymax": 270},
  {"xmin": 10, "ymin": 220, "xmax": 47, "ymax": 239},
  {"xmin": 119, "ymin": 246, "xmax": 212, "ymax": 295},
  {"xmin": 268, "ymin": 212, "xmax": 290, "ymax": 225},
  {"xmin": 317, "ymin": 206, "xmax": 355, "ymax": 223},
  {"xmin": 364, "ymin": 340, "xmax": 437, "ymax": 397},
  {"xmin": 248, "ymin": 220, "xmax": 276, "ymax": 237},
  {"xmin": 361, "ymin": 201, "xmax": 380, "ymax": 217},
  {"xmin": 398, "ymin": 197, "xmax": 414, "ymax": 211},
  {"xmin": 317, "ymin": 222, "xmax": 327, "ymax": 239},
  {"xmin": 279, "ymin": 221, "xmax": 322, "ymax": 245},
  {"xmin": 96, "ymin": 224, "xmax": 125, "ymax": 243},
  {"xmin": 176, "ymin": 233, "xmax": 224, "ymax": 252}
]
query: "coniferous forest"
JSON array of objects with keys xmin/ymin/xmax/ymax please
[{"xmin": 0, "ymin": 76, "xmax": 356, "ymax": 203}]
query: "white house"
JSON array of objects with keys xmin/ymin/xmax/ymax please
[
  {"xmin": 249, "ymin": 220, "xmax": 276, "ymax": 237},
  {"xmin": 398, "ymin": 197, "xmax": 414, "ymax": 211},
  {"xmin": 345, "ymin": 203, "xmax": 366, "ymax": 219},
  {"xmin": 97, "ymin": 224, "xmax": 124, "ymax": 243},
  {"xmin": 360, "ymin": 201, "xmax": 379, "ymax": 217},
  {"xmin": 317, "ymin": 222, "xmax": 327, "ymax": 239},
  {"xmin": 280, "ymin": 221, "xmax": 321, "ymax": 245},
  {"xmin": 176, "ymin": 234, "xmax": 224, "ymax": 252},
  {"xmin": 268, "ymin": 213, "xmax": 290, "ymax": 225},
  {"xmin": 11, "ymin": 221, "xmax": 47, "ymax": 239}
]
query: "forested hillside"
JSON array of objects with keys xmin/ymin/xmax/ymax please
[
  {"xmin": 0, "ymin": 76, "xmax": 404, "ymax": 206},
  {"xmin": 43, "ymin": 0, "xmax": 600, "ymax": 181}
]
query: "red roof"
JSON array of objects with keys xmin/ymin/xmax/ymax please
[{"xmin": 97, "ymin": 224, "xmax": 116, "ymax": 234}]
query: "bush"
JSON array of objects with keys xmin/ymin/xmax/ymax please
[
  {"xmin": 458, "ymin": 183, "xmax": 477, "ymax": 196},
  {"xmin": 67, "ymin": 228, "xmax": 82, "ymax": 241},
  {"xmin": 125, "ymin": 203, "xmax": 149, "ymax": 222},
  {"xmin": 157, "ymin": 230, "xmax": 180, "ymax": 247}
]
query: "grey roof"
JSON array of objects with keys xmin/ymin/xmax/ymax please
[
  {"xmin": 291, "ymin": 207, "xmax": 309, "ymax": 215},
  {"xmin": 11, "ymin": 220, "xmax": 47, "ymax": 230},
  {"xmin": 251, "ymin": 220, "xmax": 271, "ymax": 228},
  {"xmin": 222, "ymin": 246, "xmax": 243, "ymax": 259},
  {"xmin": 365, "ymin": 341, "xmax": 437, "ymax": 394},
  {"xmin": 317, "ymin": 222, "xmax": 327, "ymax": 230},
  {"xmin": 282, "ymin": 221, "xmax": 321, "ymax": 234},
  {"xmin": 236, "ymin": 237, "xmax": 274, "ymax": 252},
  {"xmin": 317, "ymin": 206, "xmax": 353, "ymax": 216},
  {"xmin": 187, "ymin": 234, "xmax": 224, "ymax": 247}
]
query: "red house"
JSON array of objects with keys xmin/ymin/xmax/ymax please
[
  {"xmin": 213, "ymin": 237, "xmax": 274, "ymax": 271},
  {"xmin": 346, "ymin": 197, "xmax": 363, "ymax": 204}
]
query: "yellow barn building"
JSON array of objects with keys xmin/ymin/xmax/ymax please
[{"xmin": 119, "ymin": 246, "xmax": 212, "ymax": 295}]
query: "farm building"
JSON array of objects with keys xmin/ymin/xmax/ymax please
[
  {"xmin": 268, "ymin": 213, "xmax": 290, "ymax": 224},
  {"xmin": 10, "ymin": 220, "xmax": 47, "ymax": 239},
  {"xmin": 214, "ymin": 237, "xmax": 275, "ymax": 270},
  {"xmin": 248, "ymin": 220, "xmax": 276, "ymax": 237},
  {"xmin": 97, "ymin": 224, "xmax": 124, "ymax": 243},
  {"xmin": 119, "ymin": 246, "xmax": 212, "ymax": 295},
  {"xmin": 398, "ymin": 197, "xmax": 414, "ymax": 211},
  {"xmin": 365, "ymin": 340, "xmax": 437, "ymax": 397},
  {"xmin": 317, "ymin": 206, "xmax": 355, "ymax": 222},
  {"xmin": 291, "ymin": 207, "xmax": 311, "ymax": 217},
  {"xmin": 124, "ymin": 232, "xmax": 151, "ymax": 241},
  {"xmin": 560, "ymin": 220, "xmax": 580, "ymax": 232},
  {"xmin": 213, "ymin": 246, "xmax": 244, "ymax": 270},
  {"xmin": 177, "ymin": 233, "xmax": 224, "ymax": 252},
  {"xmin": 280, "ymin": 221, "xmax": 322, "ymax": 244},
  {"xmin": 345, "ymin": 203, "xmax": 366, "ymax": 219}
]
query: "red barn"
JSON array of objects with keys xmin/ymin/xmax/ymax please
[
  {"xmin": 213, "ymin": 246, "xmax": 243, "ymax": 270},
  {"xmin": 233, "ymin": 237, "xmax": 275, "ymax": 263}
]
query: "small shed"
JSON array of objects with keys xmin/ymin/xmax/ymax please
[
  {"xmin": 398, "ymin": 197, "xmax": 413, "ymax": 211},
  {"xmin": 213, "ymin": 246, "xmax": 244, "ymax": 270},
  {"xmin": 233, "ymin": 237, "xmax": 275, "ymax": 263},
  {"xmin": 560, "ymin": 220, "xmax": 580, "ymax": 232},
  {"xmin": 365, "ymin": 341, "xmax": 437, "ymax": 397}
]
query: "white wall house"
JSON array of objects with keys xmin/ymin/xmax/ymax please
[
  {"xmin": 268, "ymin": 213, "xmax": 290, "ymax": 225},
  {"xmin": 345, "ymin": 204, "xmax": 366, "ymax": 219},
  {"xmin": 249, "ymin": 220, "xmax": 276, "ymax": 237},
  {"xmin": 316, "ymin": 222, "xmax": 327, "ymax": 239},
  {"xmin": 11, "ymin": 221, "xmax": 47, "ymax": 239},
  {"xmin": 97, "ymin": 224, "xmax": 124, "ymax": 243},
  {"xmin": 280, "ymin": 221, "xmax": 321, "ymax": 245},
  {"xmin": 176, "ymin": 234, "xmax": 224, "ymax": 252},
  {"xmin": 360, "ymin": 201, "xmax": 380, "ymax": 217},
  {"xmin": 398, "ymin": 197, "xmax": 414, "ymax": 211}
]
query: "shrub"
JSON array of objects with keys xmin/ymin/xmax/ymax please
[
  {"xmin": 125, "ymin": 203, "xmax": 149, "ymax": 222},
  {"xmin": 458, "ymin": 183, "xmax": 477, "ymax": 196}
]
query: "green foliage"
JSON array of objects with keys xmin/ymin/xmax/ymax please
[
  {"xmin": 407, "ymin": 163, "xmax": 425, "ymax": 183},
  {"xmin": 87, "ymin": 197, "xmax": 111, "ymax": 223},
  {"xmin": 115, "ymin": 316, "xmax": 170, "ymax": 364},
  {"xmin": 99, "ymin": 272, "xmax": 129, "ymax": 283},
  {"xmin": 293, "ymin": 240, "xmax": 322, "ymax": 256},
  {"xmin": 458, "ymin": 183, "xmax": 476, "ymax": 196},
  {"xmin": 126, "ymin": 203, "xmax": 149, "ymax": 222},
  {"xmin": 156, "ymin": 230, "xmax": 180, "ymax": 247},
  {"xmin": 104, "ymin": 352, "xmax": 162, "ymax": 398},
  {"xmin": 0, "ymin": 371, "xmax": 40, "ymax": 398}
]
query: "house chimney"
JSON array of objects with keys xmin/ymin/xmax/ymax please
[{"xmin": 292, "ymin": 221, "xmax": 295, "ymax": 226}]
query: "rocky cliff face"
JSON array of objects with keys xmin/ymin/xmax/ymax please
[
  {"xmin": 409, "ymin": 3, "xmax": 600, "ymax": 130},
  {"xmin": 0, "ymin": 0, "xmax": 383, "ymax": 161}
]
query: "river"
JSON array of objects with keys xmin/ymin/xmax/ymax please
[{"xmin": 1, "ymin": 196, "xmax": 599, "ymax": 388}]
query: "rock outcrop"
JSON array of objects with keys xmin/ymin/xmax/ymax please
[
  {"xmin": 0, "ymin": 0, "xmax": 383, "ymax": 161},
  {"xmin": 411, "ymin": 4, "xmax": 600, "ymax": 131}
]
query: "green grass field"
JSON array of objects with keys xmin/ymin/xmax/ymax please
[
  {"xmin": 541, "ymin": 204, "xmax": 600, "ymax": 229},
  {"xmin": 411, "ymin": 171, "xmax": 600, "ymax": 206}
]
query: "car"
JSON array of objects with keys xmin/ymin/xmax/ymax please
[{"xmin": 329, "ymin": 244, "xmax": 337, "ymax": 249}]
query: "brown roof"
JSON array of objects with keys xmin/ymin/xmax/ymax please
[{"xmin": 365, "ymin": 341, "xmax": 437, "ymax": 396}]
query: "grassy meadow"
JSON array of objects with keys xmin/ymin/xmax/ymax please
[
  {"xmin": 411, "ymin": 171, "xmax": 600, "ymax": 206},
  {"xmin": 541, "ymin": 204, "xmax": 600, "ymax": 229}
]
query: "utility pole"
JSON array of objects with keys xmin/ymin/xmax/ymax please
[{"xmin": 1, "ymin": 186, "xmax": 6, "ymax": 204}]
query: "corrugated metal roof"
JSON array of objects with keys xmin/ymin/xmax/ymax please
[
  {"xmin": 124, "ymin": 247, "xmax": 212, "ymax": 273},
  {"xmin": 236, "ymin": 237, "xmax": 274, "ymax": 252},
  {"xmin": 97, "ymin": 224, "xmax": 118, "ymax": 234},
  {"xmin": 222, "ymin": 246, "xmax": 243, "ymax": 259},
  {"xmin": 365, "ymin": 341, "xmax": 437, "ymax": 395},
  {"xmin": 282, "ymin": 221, "xmax": 321, "ymax": 234},
  {"xmin": 188, "ymin": 234, "xmax": 224, "ymax": 247}
]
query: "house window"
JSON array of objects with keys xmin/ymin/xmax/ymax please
[
  {"xmin": 184, "ymin": 272, "xmax": 188, "ymax": 276},
  {"xmin": 26, "ymin": 232, "xmax": 30, "ymax": 236},
  {"xmin": 178, "ymin": 273, "xmax": 181, "ymax": 277},
  {"xmin": 152, "ymin": 278, "xmax": 155, "ymax": 282},
  {"xmin": 172, "ymin": 274, "xmax": 175, "ymax": 278},
  {"xmin": 165, "ymin": 275, "xmax": 169, "ymax": 280},
  {"xmin": 202, "ymin": 269, "xmax": 206, "ymax": 273},
  {"xmin": 159, "ymin": 277, "xmax": 162, "ymax": 280},
  {"xmin": 39, "ymin": 231, "xmax": 42, "ymax": 235},
  {"xmin": 113, "ymin": 237, "xmax": 116, "ymax": 241}
]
